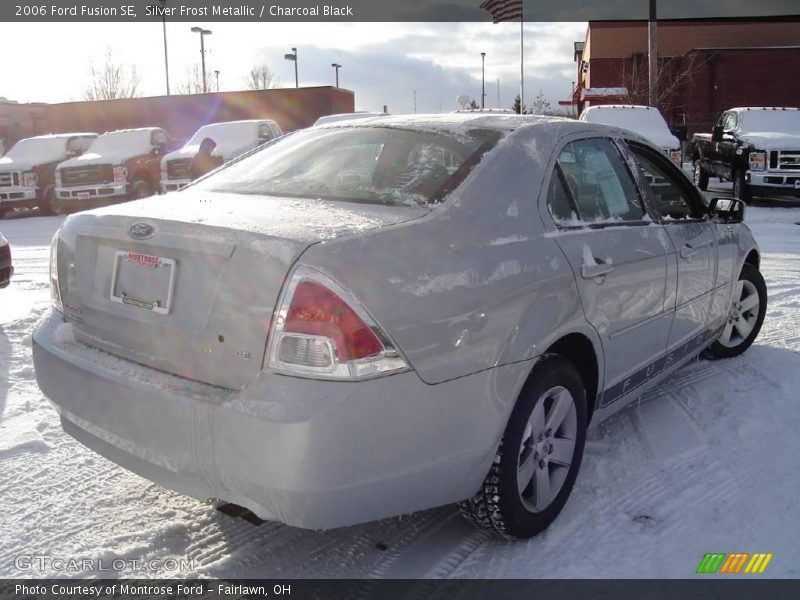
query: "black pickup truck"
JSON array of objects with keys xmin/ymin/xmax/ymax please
[{"xmin": 689, "ymin": 107, "xmax": 800, "ymax": 203}]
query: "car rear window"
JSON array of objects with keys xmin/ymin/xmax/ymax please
[{"xmin": 196, "ymin": 126, "xmax": 502, "ymax": 207}]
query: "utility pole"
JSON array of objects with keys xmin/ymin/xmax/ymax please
[
  {"xmin": 413, "ymin": 90, "xmax": 417, "ymax": 114},
  {"xmin": 480, "ymin": 52, "xmax": 486, "ymax": 109},
  {"xmin": 214, "ymin": 70, "xmax": 220, "ymax": 92},
  {"xmin": 331, "ymin": 63, "xmax": 341, "ymax": 87},
  {"xmin": 497, "ymin": 79, "xmax": 500, "ymax": 108},
  {"xmin": 648, "ymin": 0, "xmax": 658, "ymax": 106}
]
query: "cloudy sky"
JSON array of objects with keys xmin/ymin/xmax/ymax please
[{"xmin": 0, "ymin": 22, "xmax": 586, "ymax": 114}]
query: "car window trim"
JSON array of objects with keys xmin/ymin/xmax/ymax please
[{"xmin": 624, "ymin": 140, "xmax": 707, "ymax": 223}]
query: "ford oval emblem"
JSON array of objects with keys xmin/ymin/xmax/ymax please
[{"xmin": 128, "ymin": 222, "xmax": 155, "ymax": 240}]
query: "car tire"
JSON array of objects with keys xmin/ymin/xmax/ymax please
[
  {"xmin": 459, "ymin": 354, "xmax": 587, "ymax": 539},
  {"xmin": 733, "ymin": 170, "xmax": 752, "ymax": 205},
  {"xmin": 693, "ymin": 161, "xmax": 709, "ymax": 191},
  {"xmin": 132, "ymin": 179, "xmax": 152, "ymax": 199},
  {"xmin": 38, "ymin": 187, "xmax": 61, "ymax": 216},
  {"xmin": 706, "ymin": 263, "xmax": 767, "ymax": 359}
]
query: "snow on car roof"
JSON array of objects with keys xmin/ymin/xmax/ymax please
[{"xmin": 322, "ymin": 112, "xmax": 573, "ymax": 133}]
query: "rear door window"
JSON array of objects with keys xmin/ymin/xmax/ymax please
[{"xmin": 550, "ymin": 137, "xmax": 645, "ymax": 225}]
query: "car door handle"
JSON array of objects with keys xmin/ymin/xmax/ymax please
[{"xmin": 581, "ymin": 261, "xmax": 614, "ymax": 279}]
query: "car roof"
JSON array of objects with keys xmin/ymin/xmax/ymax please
[
  {"xmin": 22, "ymin": 132, "xmax": 97, "ymax": 140},
  {"xmin": 321, "ymin": 112, "xmax": 574, "ymax": 132},
  {"xmin": 728, "ymin": 107, "xmax": 798, "ymax": 113}
]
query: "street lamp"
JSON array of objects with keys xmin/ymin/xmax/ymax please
[
  {"xmin": 214, "ymin": 70, "xmax": 220, "ymax": 92},
  {"xmin": 284, "ymin": 47, "xmax": 298, "ymax": 88},
  {"xmin": 190, "ymin": 26, "xmax": 212, "ymax": 93},
  {"xmin": 331, "ymin": 63, "xmax": 341, "ymax": 87},
  {"xmin": 480, "ymin": 52, "xmax": 486, "ymax": 109}
]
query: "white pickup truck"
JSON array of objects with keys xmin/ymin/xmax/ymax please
[
  {"xmin": 160, "ymin": 120, "xmax": 283, "ymax": 192},
  {"xmin": 579, "ymin": 105, "xmax": 682, "ymax": 166}
]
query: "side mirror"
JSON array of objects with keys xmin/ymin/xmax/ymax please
[
  {"xmin": 152, "ymin": 142, "xmax": 167, "ymax": 156},
  {"xmin": 707, "ymin": 197, "xmax": 745, "ymax": 223},
  {"xmin": 711, "ymin": 125, "xmax": 724, "ymax": 142}
]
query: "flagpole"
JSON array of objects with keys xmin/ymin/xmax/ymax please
[{"xmin": 520, "ymin": 6, "xmax": 524, "ymax": 112}]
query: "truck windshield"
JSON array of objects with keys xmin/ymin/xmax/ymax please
[
  {"xmin": 186, "ymin": 122, "xmax": 259, "ymax": 147},
  {"xmin": 88, "ymin": 130, "xmax": 152, "ymax": 154},
  {"xmin": 5, "ymin": 137, "xmax": 66, "ymax": 161},
  {"xmin": 196, "ymin": 126, "xmax": 502, "ymax": 207},
  {"xmin": 739, "ymin": 111, "xmax": 800, "ymax": 133}
]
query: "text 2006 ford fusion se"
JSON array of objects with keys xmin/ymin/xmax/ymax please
[{"xmin": 33, "ymin": 114, "xmax": 766, "ymax": 539}]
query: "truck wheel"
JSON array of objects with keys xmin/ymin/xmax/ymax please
[
  {"xmin": 706, "ymin": 264, "xmax": 767, "ymax": 359},
  {"xmin": 693, "ymin": 161, "xmax": 709, "ymax": 191},
  {"xmin": 459, "ymin": 354, "xmax": 587, "ymax": 539},
  {"xmin": 132, "ymin": 179, "xmax": 153, "ymax": 199},
  {"xmin": 733, "ymin": 170, "xmax": 752, "ymax": 205},
  {"xmin": 39, "ymin": 188, "xmax": 62, "ymax": 216}
]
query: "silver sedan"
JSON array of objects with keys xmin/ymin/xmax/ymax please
[{"xmin": 33, "ymin": 114, "xmax": 766, "ymax": 539}]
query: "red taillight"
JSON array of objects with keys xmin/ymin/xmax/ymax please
[
  {"xmin": 268, "ymin": 267, "xmax": 409, "ymax": 379},
  {"xmin": 285, "ymin": 280, "xmax": 383, "ymax": 361}
]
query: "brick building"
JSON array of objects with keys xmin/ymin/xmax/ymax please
[
  {"xmin": 572, "ymin": 20, "xmax": 800, "ymax": 134},
  {"xmin": 0, "ymin": 86, "xmax": 354, "ymax": 147}
]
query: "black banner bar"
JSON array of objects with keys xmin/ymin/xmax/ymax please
[
  {"xmin": 3, "ymin": 0, "xmax": 800, "ymax": 22},
  {"xmin": 4, "ymin": 580, "xmax": 800, "ymax": 600}
]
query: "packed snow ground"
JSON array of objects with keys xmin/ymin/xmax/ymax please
[{"xmin": 1, "ymin": 187, "xmax": 799, "ymax": 579}]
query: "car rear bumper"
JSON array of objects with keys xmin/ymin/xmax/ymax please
[{"xmin": 33, "ymin": 310, "xmax": 516, "ymax": 529}]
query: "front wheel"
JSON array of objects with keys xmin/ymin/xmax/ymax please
[
  {"xmin": 694, "ymin": 161, "xmax": 709, "ymax": 191},
  {"xmin": 460, "ymin": 354, "xmax": 587, "ymax": 539},
  {"xmin": 131, "ymin": 179, "xmax": 153, "ymax": 199},
  {"xmin": 707, "ymin": 263, "xmax": 767, "ymax": 359},
  {"xmin": 38, "ymin": 187, "xmax": 62, "ymax": 216},
  {"xmin": 733, "ymin": 170, "xmax": 752, "ymax": 205}
]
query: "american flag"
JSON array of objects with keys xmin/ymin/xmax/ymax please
[{"xmin": 480, "ymin": 0, "xmax": 523, "ymax": 24}]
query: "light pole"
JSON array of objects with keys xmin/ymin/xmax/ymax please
[
  {"xmin": 214, "ymin": 70, "xmax": 220, "ymax": 92},
  {"xmin": 331, "ymin": 63, "xmax": 341, "ymax": 87},
  {"xmin": 159, "ymin": 0, "xmax": 170, "ymax": 95},
  {"xmin": 190, "ymin": 27, "xmax": 212, "ymax": 93},
  {"xmin": 480, "ymin": 52, "xmax": 486, "ymax": 109},
  {"xmin": 284, "ymin": 47, "xmax": 298, "ymax": 88}
]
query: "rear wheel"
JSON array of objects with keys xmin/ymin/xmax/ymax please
[
  {"xmin": 733, "ymin": 170, "xmax": 752, "ymax": 205},
  {"xmin": 707, "ymin": 263, "xmax": 767, "ymax": 359},
  {"xmin": 132, "ymin": 179, "xmax": 152, "ymax": 199},
  {"xmin": 460, "ymin": 354, "xmax": 587, "ymax": 539},
  {"xmin": 694, "ymin": 161, "xmax": 709, "ymax": 191}
]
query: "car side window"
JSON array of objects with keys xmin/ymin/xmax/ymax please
[
  {"xmin": 553, "ymin": 138, "xmax": 645, "ymax": 224},
  {"xmin": 722, "ymin": 112, "xmax": 737, "ymax": 132},
  {"xmin": 546, "ymin": 167, "xmax": 578, "ymax": 224},
  {"xmin": 628, "ymin": 144, "xmax": 703, "ymax": 221}
]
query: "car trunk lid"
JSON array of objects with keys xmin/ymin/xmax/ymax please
[{"xmin": 59, "ymin": 191, "xmax": 427, "ymax": 390}]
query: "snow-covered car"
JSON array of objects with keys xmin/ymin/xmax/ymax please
[
  {"xmin": 54, "ymin": 128, "xmax": 169, "ymax": 212},
  {"xmin": 160, "ymin": 120, "xmax": 283, "ymax": 192},
  {"xmin": 33, "ymin": 114, "xmax": 766, "ymax": 539},
  {"xmin": 0, "ymin": 133, "xmax": 97, "ymax": 218},
  {"xmin": 0, "ymin": 230, "xmax": 12, "ymax": 288},
  {"xmin": 690, "ymin": 107, "xmax": 800, "ymax": 203},
  {"xmin": 313, "ymin": 112, "xmax": 387, "ymax": 126},
  {"xmin": 580, "ymin": 105, "xmax": 682, "ymax": 166}
]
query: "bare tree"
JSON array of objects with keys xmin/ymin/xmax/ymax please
[
  {"xmin": 84, "ymin": 48, "xmax": 141, "ymax": 100},
  {"xmin": 245, "ymin": 64, "xmax": 280, "ymax": 90},
  {"xmin": 620, "ymin": 51, "xmax": 710, "ymax": 120},
  {"xmin": 177, "ymin": 65, "xmax": 214, "ymax": 95}
]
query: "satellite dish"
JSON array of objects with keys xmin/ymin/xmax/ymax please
[{"xmin": 456, "ymin": 94, "xmax": 471, "ymax": 110}]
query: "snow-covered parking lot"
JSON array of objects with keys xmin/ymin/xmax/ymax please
[{"xmin": 1, "ymin": 188, "xmax": 799, "ymax": 579}]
